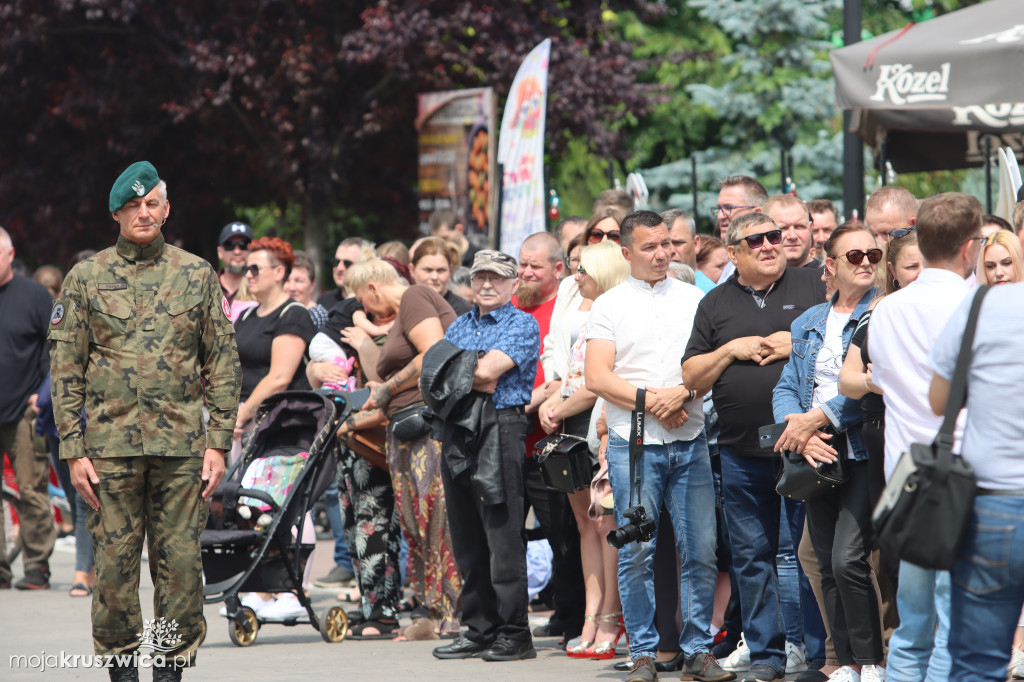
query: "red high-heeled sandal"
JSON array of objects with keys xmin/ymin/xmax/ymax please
[{"xmin": 586, "ymin": 612, "xmax": 626, "ymax": 660}]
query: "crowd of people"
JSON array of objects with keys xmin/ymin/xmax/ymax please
[{"xmin": 2, "ymin": 161, "xmax": 1024, "ymax": 682}]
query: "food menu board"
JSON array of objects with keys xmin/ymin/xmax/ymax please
[{"xmin": 416, "ymin": 88, "xmax": 497, "ymax": 247}]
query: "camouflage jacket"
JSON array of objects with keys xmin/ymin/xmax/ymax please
[{"xmin": 49, "ymin": 234, "xmax": 241, "ymax": 459}]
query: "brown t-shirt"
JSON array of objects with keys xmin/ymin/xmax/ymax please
[{"xmin": 377, "ymin": 285, "xmax": 456, "ymax": 414}]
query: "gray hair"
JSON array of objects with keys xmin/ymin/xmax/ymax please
[
  {"xmin": 155, "ymin": 180, "xmax": 168, "ymax": 203},
  {"xmin": 668, "ymin": 262, "xmax": 695, "ymax": 284},
  {"xmin": 726, "ymin": 213, "xmax": 776, "ymax": 246},
  {"xmin": 660, "ymin": 208, "xmax": 696, "ymax": 237},
  {"xmin": 0, "ymin": 226, "xmax": 11, "ymax": 249}
]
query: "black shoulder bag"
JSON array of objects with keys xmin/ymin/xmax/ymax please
[{"xmin": 871, "ymin": 286, "xmax": 988, "ymax": 570}]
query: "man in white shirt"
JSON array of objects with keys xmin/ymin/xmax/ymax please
[
  {"xmin": 586, "ymin": 210, "xmax": 733, "ymax": 682},
  {"xmin": 868, "ymin": 191, "xmax": 985, "ymax": 682}
]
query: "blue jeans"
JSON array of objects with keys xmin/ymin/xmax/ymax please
[
  {"xmin": 886, "ymin": 562, "xmax": 951, "ymax": 682},
  {"xmin": 949, "ymin": 496, "xmax": 1024, "ymax": 682},
  {"xmin": 719, "ymin": 448, "xmax": 811, "ymax": 674},
  {"xmin": 323, "ymin": 480, "xmax": 354, "ymax": 573},
  {"xmin": 607, "ymin": 433, "xmax": 717, "ymax": 660},
  {"xmin": 777, "ymin": 502, "xmax": 825, "ymax": 661}
]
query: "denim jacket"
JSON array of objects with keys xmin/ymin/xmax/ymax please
[{"xmin": 772, "ymin": 288, "xmax": 878, "ymax": 461}]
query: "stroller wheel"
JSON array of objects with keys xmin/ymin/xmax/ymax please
[
  {"xmin": 228, "ymin": 606, "xmax": 259, "ymax": 647},
  {"xmin": 318, "ymin": 606, "xmax": 349, "ymax": 643}
]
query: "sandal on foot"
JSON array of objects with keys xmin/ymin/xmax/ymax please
[
  {"xmin": 69, "ymin": 583, "xmax": 92, "ymax": 597},
  {"xmin": 349, "ymin": 619, "xmax": 400, "ymax": 640},
  {"xmin": 396, "ymin": 617, "xmax": 439, "ymax": 641}
]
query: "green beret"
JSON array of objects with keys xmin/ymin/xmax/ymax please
[{"xmin": 109, "ymin": 161, "xmax": 161, "ymax": 213}]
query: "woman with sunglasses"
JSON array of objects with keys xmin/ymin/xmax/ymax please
[
  {"xmin": 773, "ymin": 223, "xmax": 885, "ymax": 682},
  {"xmin": 233, "ymin": 238, "xmax": 317, "ymax": 444},
  {"xmin": 538, "ymin": 240, "xmax": 631, "ymax": 661},
  {"xmin": 583, "ymin": 207, "xmax": 626, "ymax": 246}
]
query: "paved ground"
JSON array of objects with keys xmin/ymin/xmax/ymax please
[{"xmin": 1, "ymin": 537, "xmax": 632, "ymax": 681}]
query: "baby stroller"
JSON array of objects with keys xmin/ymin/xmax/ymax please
[{"xmin": 201, "ymin": 388, "xmax": 366, "ymax": 647}]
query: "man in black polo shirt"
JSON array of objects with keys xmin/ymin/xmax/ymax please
[{"xmin": 682, "ymin": 213, "xmax": 824, "ymax": 682}]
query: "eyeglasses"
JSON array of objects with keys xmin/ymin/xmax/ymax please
[
  {"xmin": 887, "ymin": 226, "xmax": 916, "ymax": 240},
  {"xmin": 841, "ymin": 248, "xmax": 883, "ymax": 265},
  {"xmin": 964, "ymin": 235, "xmax": 987, "ymax": 246},
  {"xmin": 710, "ymin": 204, "xmax": 757, "ymax": 217},
  {"xmin": 470, "ymin": 272, "xmax": 509, "ymax": 286},
  {"xmin": 576, "ymin": 264, "xmax": 588, "ymax": 277},
  {"xmin": 587, "ymin": 227, "xmax": 620, "ymax": 244},
  {"xmin": 732, "ymin": 229, "xmax": 782, "ymax": 250},
  {"xmin": 245, "ymin": 264, "xmax": 280, "ymax": 277},
  {"xmin": 332, "ymin": 258, "xmax": 354, "ymax": 269},
  {"xmin": 223, "ymin": 241, "xmax": 249, "ymax": 252}
]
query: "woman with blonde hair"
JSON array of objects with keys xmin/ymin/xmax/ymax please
[
  {"xmin": 979, "ymin": 229, "xmax": 1024, "ymax": 286},
  {"xmin": 539, "ymin": 240, "xmax": 631, "ymax": 660}
]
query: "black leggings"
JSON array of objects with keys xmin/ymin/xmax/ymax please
[{"xmin": 806, "ymin": 459, "xmax": 883, "ymax": 666}]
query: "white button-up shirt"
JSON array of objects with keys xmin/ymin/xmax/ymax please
[
  {"xmin": 586, "ymin": 275, "xmax": 705, "ymax": 444},
  {"xmin": 869, "ymin": 268, "xmax": 971, "ymax": 481}
]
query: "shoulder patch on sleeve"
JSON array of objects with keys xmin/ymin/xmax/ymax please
[
  {"xmin": 50, "ymin": 300, "xmax": 68, "ymax": 328},
  {"xmin": 221, "ymin": 295, "xmax": 231, "ymax": 320}
]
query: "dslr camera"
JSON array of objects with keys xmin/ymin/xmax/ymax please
[{"xmin": 606, "ymin": 504, "xmax": 656, "ymax": 548}]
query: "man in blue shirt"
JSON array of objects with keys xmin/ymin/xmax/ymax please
[{"xmin": 433, "ymin": 250, "xmax": 541, "ymax": 663}]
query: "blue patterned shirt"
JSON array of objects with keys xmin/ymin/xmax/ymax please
[{"xmin": 444, "ymin": 301, "xmax": 540, "ymax": 409}]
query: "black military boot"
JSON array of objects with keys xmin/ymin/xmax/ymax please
[
  {"xmin": 152, "ymin": 664, "xmax": 182, "ymax": 682},
  {"xmin": 108, "ymin": 664, "xmax": 138, "ymax": 682}
]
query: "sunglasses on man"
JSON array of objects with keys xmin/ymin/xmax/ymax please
[
  {"xmin": 887, "ymin": 226, "xmax": 916, "ymax": 240},
  {"xmin": 732, "ymin": 229, "xmax": 782, "ymax": 250},
  {"xmin": 244, "ymin": 264, "xmax": 281, "ymax": 277},
  {"xmin": 587, "ymin": 227, "xmax": 621, "ymax": 244},
  {"xmin": 332, "ymin": 258, "xmax": 355, "ymax": 269}
]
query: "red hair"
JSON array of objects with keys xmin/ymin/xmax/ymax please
[{"xmin": 249, "ymin": 236, "xmax": 295, "ymax": 276}]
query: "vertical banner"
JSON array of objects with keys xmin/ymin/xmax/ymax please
[
  {"xmin": 416, "ymin": 88, "xmax": 497, "ymax": 247},
  {"xmin": 497, "ymin": 38, "xmax": 551, "ymax": 257}
]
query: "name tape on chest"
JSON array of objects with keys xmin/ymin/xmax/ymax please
[{"xmin": 97, "ymin": 282, "xmax": 128, "ymax": 291}]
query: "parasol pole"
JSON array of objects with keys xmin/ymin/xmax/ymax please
[{"xmin": 842, "ymin": 0, "xmax": 864, "ymax": 219}]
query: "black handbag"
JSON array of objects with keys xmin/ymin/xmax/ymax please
[
  {"xmin": 389, "ymin": 402, "xmax": 432, "ymax": 441},
  {"xmin": 871, "ymin": 286, "xmax": 988, "ymax": 571},
  {"xmin": 760, "ymin": 422, "xmax": 848, "ymax": 502},
  {"xmin": 534, "ymin": 433, "xmax": 594, "ymax": 493}
]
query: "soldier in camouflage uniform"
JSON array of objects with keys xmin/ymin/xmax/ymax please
[{"xmin": 49, "ymin": 161, "xmax": 240, "ymax": 682}]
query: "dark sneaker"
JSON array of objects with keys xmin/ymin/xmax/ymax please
[
  {"xmin": 655, "ymin": 651, "xmax": 686, "ymax": 672},
  {"xmin": 152, "ymin": 665, "xmax": 182, "ymax": 682},
  {"xmin": 481, "ymin": 636, "xmax": 537, "ymax": 662},
  {"xmin": 740, "ymin": 664, "xmax": 784, "ymax": 681},
  {"xmin": 433, "ymin": 636, "xmax": 489, "ymax": 660},
  {"xmin": 532, "ymin": 618, "xmax": 567, "ymax": 637},
  {"xmin": 14, "ymin": 568, "xmax": 50, "ymax": 590},
  {"xmin": 681, "ymin": 652, "xmax": 736, "ymax": 681},
  {"xmin": 794, "ymin": 671, "xmax": 830, "ymax": 682},
  {"xmin": 711, "ymin": 635, "xmax": 741, "ymax": 660},
  {"xmin": 312, "ymin": 564, "xmax": 355, "ymax": 588},
  {"xmin": 625, "ymin": 656, "xmax": 657, "ymax": 682}
]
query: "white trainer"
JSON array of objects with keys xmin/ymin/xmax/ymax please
[
  {"xmin": 827, "ymin": 666, "xmax": 861, "ymax": 682},
  {"xmin": 217, "ymin": 592, "xmax": 276, "ymax": 617},
  {"xmin": 785, "ymin": 641, "xmax": 808, "ymax": 673},
  {"xmin": 1010, "ymin": 647, "xmax": 1024, "ymax": 679},
  {"xmin": 721, "ymin": 634, "xmax": 751, "ymax": 672},
  {"xmin": 255, "ymin": 592, "xmax": 307, "ymax": 620},
  {"xmin": 861, "ymin": 664, "xmax": 886, "ymax": 682}
]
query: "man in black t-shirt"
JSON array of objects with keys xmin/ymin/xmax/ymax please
[
  {"xmin": 0, "ymin": 226, "xmax": 57, "ymax": 590},
  {"xmin": 682, "ymin": 213, "xmax": 825, "ymax": 682}
]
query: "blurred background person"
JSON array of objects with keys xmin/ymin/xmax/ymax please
[
  {"xmin": 978, "ymin": 229, "xmax": 1024, "ymax": 287},
  {"xmin": 410, "ymin": 236, "xmax": 472, "ymax": 316},
  {"xmin": 32, "ymin": 265, "xmax": 63, "ymax": 299},
  {"xmin": 808, "ymin": 200, "xmax": 839, "ymax": 255},
  {"xmin": 696, "ymin": 236, "xmax": 729, "ymax": 291},
  {"xmin": 285, "ymin": 250, "xmax": 329, "ymax": 330}
]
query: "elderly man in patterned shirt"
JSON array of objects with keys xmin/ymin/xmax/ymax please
[{"xmin": 431, "ymin": 249, "xmax": 541, "ymax": 664}]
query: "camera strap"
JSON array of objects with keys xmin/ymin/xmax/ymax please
[{"xmin": 629, "ymin": 388, "xmax": 646, "ymax": 508}]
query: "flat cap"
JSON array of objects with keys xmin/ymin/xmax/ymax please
[
  {"xmin": 469, "ymin": 250, "xmax": 518, "ymax": 279},
  {"xmin": 109, "ymin": 161, "xmax": 161, "ymax": 213},
  {"xmin": 218, "ymin": 222, "xmax": 254, "ymax": 245}
]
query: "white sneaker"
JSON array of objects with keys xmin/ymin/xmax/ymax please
[
  {"xmin": 861, "ymin": 664, "xmax": 886, "ymax": 682},
  {"xmin": 827, "ymin": 666, "xmax": 861, "ymax": 682},
  {"xmin": 217, "ymin": 592, "xmax": 276, "ymax": 617},
  {"xmin": 721, "ymin": 634, "xmax": 751, "ymax": 672},
  {"xmin": 1010, "ymin": 647, "xmax": 1024, "ymax": 679},
  {"xmin": 255, "ymin": 592, "xmax": 307, "ymax": 620},
  {"xmin": 785, "ymin": 641, "xmax": 808, "ymax": 674}
]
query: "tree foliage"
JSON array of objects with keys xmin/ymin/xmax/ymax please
[{"xmin": 0, "ymin": 0, "xmax": 658, "ymax": 267}]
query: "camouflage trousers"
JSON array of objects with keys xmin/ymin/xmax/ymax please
[
  {"xmin": 87, "ymin": 456, "xmax": 208, "ymax": 665},
  {"xmin": 0, "ymin": 407, "xmax": 56, "ymax": 584}
]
